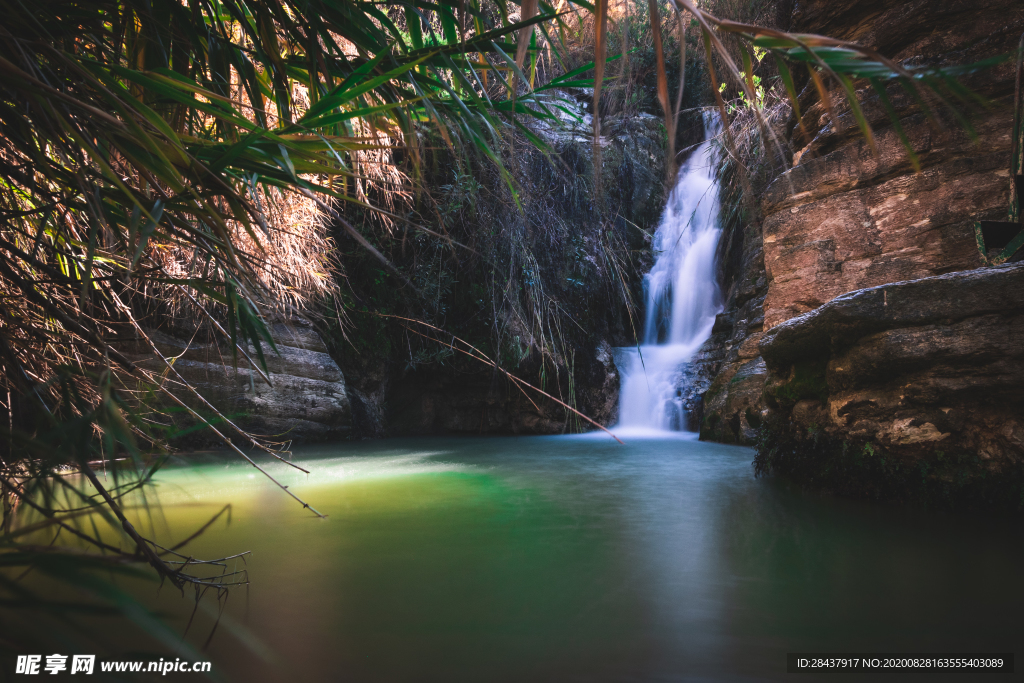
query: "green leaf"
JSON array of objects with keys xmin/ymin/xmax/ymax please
[
  {"xmin": 836, "ymin": 73, "xmax": 876, "ymax": 154},
  {"xmin": 406, "ymin": 6, "xmax": 424, "ymax": 50},
  {"xmin": 773, "ymin": 52, "xmax": 802, "ymax": 122},
  {"xmin": 868, "ymin": 77, "xmax": 920, "ymax": 172}
]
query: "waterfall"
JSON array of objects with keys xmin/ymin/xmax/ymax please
[{"xmin": 614, "ymin": 116, "xmax": 723, "ymax": 433}]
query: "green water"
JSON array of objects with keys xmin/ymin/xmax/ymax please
[{"xmin": 58, "ymin": 435, "xmax": 1024, "ymax": 680}]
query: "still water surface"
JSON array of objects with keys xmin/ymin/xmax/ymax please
[{"xmin": 128, "ymin": 434, "xmax": 1022, "ymax": 681}]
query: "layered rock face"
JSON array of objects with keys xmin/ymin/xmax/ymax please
[
  {"xmin": 762, "ymin": 0, "xmax": 1022, "ymax": 328},
  {"xmin": 760, "ymin": 263, "xmax": 1024, "ymax": 471},
  {"xmin": 698, "ymin": 0, "xmax": 1024, "ymax": 451},
  {"xmin": 130, "ymin": 320, "xmax": 351, "ymax": 446}
]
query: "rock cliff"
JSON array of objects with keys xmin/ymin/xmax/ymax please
[
  {"xmin": 698, "ymin": 0, "xmax": 1024, "ymax": 461},
  {"xmin": 756, "ymin": 263, "xmax": 1024, "ymax": 508},
  {"xmin": 128, "ymin": 320, "xmax": 351, "ymax": 446},
  {"xmin": 761, "ymin": 263, "xmax": 1024, "ymax": 459},
  {"xmin": 763, "ymin": 0, "xmax": 1021, "ymax": 326}
]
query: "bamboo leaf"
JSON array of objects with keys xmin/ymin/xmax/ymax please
[
  {"xmin": 836, "ymin": 73, "xmax": 876, "ymax": 154},
  {"xmin": 773, "ymin": 52, "xmax": 804, "ymax": 132},
  {"xmin": 868, "ymin": 77, "xmax": 920, "ymax": 172}
]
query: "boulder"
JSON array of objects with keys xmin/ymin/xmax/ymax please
[{"xmin": 760, "ymin": 262, "xmax": 1024, "ymax": 470}]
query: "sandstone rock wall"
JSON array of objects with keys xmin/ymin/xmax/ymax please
[
  {"xmin": 697, "ymin": 0, "xmax": 1024, "ymax": 448},
  {"xmin": 760, "ymin": 263, "xmax": 1024, "ymax": 467},
  {"xmin": 755, "ymin": 263, "xmax": 1024, "ymax": 509},
  {"xmin": 129, "ymin": 320, "xmax": 351, "ymax": 446},
  {"xmin": 762, "ymin": 0, "xmax": 1022, "ymax": 328}
]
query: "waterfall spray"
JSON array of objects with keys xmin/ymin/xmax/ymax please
[{"xmin": 614, "ymin": 115, "xmax": 723, "ymax": 433}]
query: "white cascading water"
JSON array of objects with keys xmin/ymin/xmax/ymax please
[{"xmin": 615, "ymin": 116, "xmax": 723, "ymax": 433}]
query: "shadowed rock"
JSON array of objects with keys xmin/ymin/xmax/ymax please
[{"xmin": 760, "ymin": 262, "xmax": 1024, "ymax": 468}]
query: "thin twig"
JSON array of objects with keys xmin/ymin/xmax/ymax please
[{"xmin": 375, "ymin": 313, "xmax": 624, "ymax": 444}]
